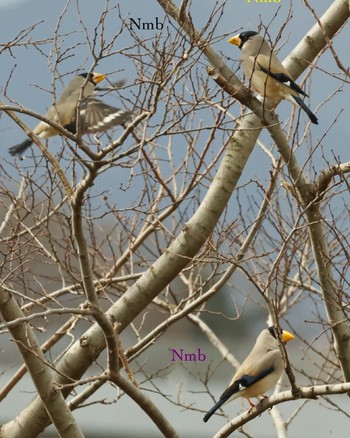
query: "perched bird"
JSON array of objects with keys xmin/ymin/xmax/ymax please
[
  {"xmin": 228, "ymin": 31, "xmax": 318, "ymax": 124},
  {"xmin": 203, "ymin": 326, "xmax": 294, "ymax": 422},
  {"xmin": 9, "ymin": 72, "xmax": 131, "ymax": 156}
]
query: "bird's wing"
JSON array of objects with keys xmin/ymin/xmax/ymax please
[
  {"xmin": 74, "ymin": 98, "xmax": 131, "ymax": 134},
  {"xmin": 255, "ymin": 53, "xmax": 307, "ymax": 97},
  {"xmin": 219, "ymin": 365, "xmax": 274, "ymax": 403}
]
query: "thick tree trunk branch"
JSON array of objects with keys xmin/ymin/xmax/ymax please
[
  {"xmin": 0, "ymin": 288, "xmax": 84, "ymax": 438},
  {"xmin": 214, "ymin": 382, "xmax": 350, "ymax": 437}
]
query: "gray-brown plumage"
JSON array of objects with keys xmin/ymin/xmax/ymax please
[
  {"xmin": 203, "ymin": 326, "xmax": 294, "ymax": 422},
  {"xmin": 9, "ymin": 72, "xmax": 131, "ymax": 156},
  {"xmin": 228, "ymin": 31, "xmax": 318, "ymax": 124}
]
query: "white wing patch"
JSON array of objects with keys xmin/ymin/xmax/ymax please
[
  {"xmin": 90, "ymin": 110, "xmax": 129, "ymax": 131},
  {"xmin": 238, "ymin": 383, "xmax": 246, "ymax": 391}
]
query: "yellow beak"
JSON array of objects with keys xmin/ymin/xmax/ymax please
[
  {"xmin": 281, "ymin": 330, "xmax": 295, "ymax": 343},
  {"xmin": 92, "ymin": 72, "xmax": 106, "ymax": 84},
  {"xmin": 228, "ymin": 34, "xmax": 241, "ymax": 47}
]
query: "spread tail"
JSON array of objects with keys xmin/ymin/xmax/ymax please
[{"xmin": 9, "ymin": 139, "xmax": 33, "ymax": 156}]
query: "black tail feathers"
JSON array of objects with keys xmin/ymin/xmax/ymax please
[
  {"xmin": 292, "ymin": 96, "xmax": 318, "ymax": 124},
  {"xmin": 9, "ymin": 139, "xmax": 33, "ymax": 156}
]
